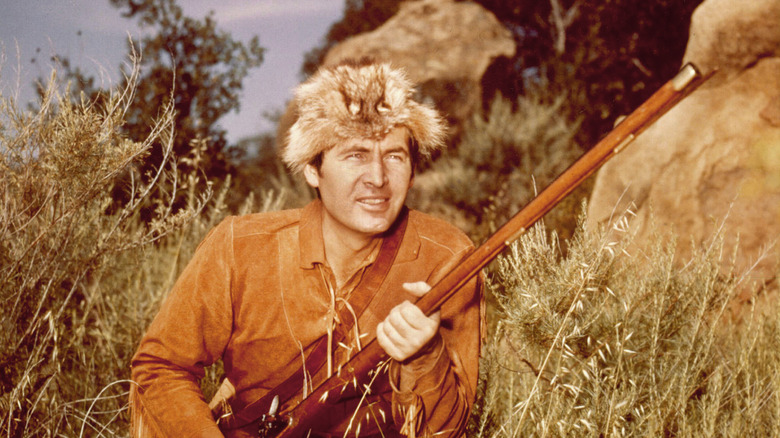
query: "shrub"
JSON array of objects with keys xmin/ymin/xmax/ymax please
[
  {"xmin": 0, "ymin": 63, "xmax": 283, "ymax": 436},
  {"xmin": 471, "ymin": 210, "xmax": 780, "ymax": 437},
  {"xmin": 408, "ymin": 92, "xmax": 584, "ymax": 244}
]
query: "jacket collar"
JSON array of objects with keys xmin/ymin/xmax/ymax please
[
  {"xmin": 298, "ymin": 199, "xmax": 326, "ymax": 269},
  {"xmin": 298, "ymin": 199, "xmax": 420, "ymax": 269}
]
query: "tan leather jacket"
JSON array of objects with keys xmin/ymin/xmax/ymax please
[{"xmin": 130, "ymin": 200, "xmax": 482, "ymax": 437}]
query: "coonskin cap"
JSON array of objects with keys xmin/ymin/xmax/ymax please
[{"xmin": 282, "ymin": 59, "xmax": 447, "ymax": 174}]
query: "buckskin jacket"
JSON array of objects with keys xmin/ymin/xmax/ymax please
[{"xmin": 130, "ymin": 199, "xmax": 483, "ymax": 437}]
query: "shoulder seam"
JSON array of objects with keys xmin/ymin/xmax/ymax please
[
  {"xmin": 230, "ymin": 210, "xmax": 303, "ymax": 238},
  {"xmin": 419, "ymin": 234, "xmax": 459, "ymax": 256}
]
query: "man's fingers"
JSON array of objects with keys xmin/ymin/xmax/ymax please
[
  {"xmin": 428, "ymin": 309, "xmax": 441, "ymax": 325},
  {"xmin": 376, "ymin": 321, "xmax": 405, "ymax": 361},
  {"xmin": 399, "ymin": 283, "xmax": 439, "ymax": 328},
  {"xmin": 376, "ymin": 284, "xmax": 440, "ymax": 362},
  {"xmin": 388, "ymin": 301, "xmax": 438, "ymax": 335},
  {"xmin": 397, "ymin": 301, "xmax": 439, "ymax": 331},
  {"xmin": 377, "ymin": 301, "xmax": 441, "ymax": 361},
  {"xmin": 379, "ymin": 313, "xmax": 407, "ymax": 344}
]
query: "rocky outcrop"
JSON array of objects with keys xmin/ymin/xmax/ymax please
[
  {"xmin": 277, "ymin": 0, "xmax": 516, "ymax": 145},
  {"xmin": 586, "ymin": 0, "xmax": 780, "ymax": 301},
  {"xmin": 682, "ymin": 0, "xmax": 780, "ymax": 77}
]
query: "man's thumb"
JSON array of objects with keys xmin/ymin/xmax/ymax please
[{"xmin": 402, "ymin": 281, "xmax": 432, "ymax": 298}]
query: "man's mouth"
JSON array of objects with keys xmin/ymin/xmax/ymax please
[{"xmin": 357, "ymin": 196, "xmax": 390, "ymax": 207}]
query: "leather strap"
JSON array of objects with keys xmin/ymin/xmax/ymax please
[{"xmin": 219, "ymin": 208, "xmax": 409, "ymax": 430}]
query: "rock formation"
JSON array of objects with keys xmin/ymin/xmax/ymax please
[
  {"xmin": 586, "ymin": 0, "xmax": 780, "ymax": 303},
  {"xmin": 277, "ymin": 0, "xmax": 516, "ymax": 145}
]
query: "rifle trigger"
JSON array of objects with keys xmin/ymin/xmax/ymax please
[{"xmin": 258, "ymin": 396, "xmax": 290, "ymax": 438}]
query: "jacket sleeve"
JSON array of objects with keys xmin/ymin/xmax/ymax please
[
  {"xmin": 389, "ymin": 248, "xmax": 484, "ymax": 437},
  {"xmin": 130, "ymin": 218, "xmax": 235, "ymax": 438}
]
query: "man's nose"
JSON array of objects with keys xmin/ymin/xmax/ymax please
[{"xmin": 364, "ymin": 156, "xmax": 387, "ymax": 187}]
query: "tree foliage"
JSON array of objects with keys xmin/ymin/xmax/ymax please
[
  {"xmin": 478, "ymin": 0, "xmax": 704, "ymax": 146},
  {"xmin": 45, "ymin": 0, "xmax": 264, "ymax": 200},
  {"xmin": 109, "ymin": 0, "xmax": 264, "ymax": 183},
  {"xmin": 408, "ymin": 94, "xmax": 582, "ymax": 243}
]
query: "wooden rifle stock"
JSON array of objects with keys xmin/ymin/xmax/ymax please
[{"xmin": 269, "ymin": 63, "xmax": 710, "ymax": 438}]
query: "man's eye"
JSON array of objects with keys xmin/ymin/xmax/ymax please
[
  {"xmin": 347, "ymin": 153, "xmax": 365, "ymax": 160},
  {"xmin": 386, "ymin": 154, "xmax": 405, "ymax": 162}
]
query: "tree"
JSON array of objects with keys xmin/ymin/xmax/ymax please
[
  {"xmin": 45, "ymin": 0, "xmax": 264, "ymax": 202},
  {"xmin": 110, "ymin": 0, "xmax": 264, "ymax": 185}
]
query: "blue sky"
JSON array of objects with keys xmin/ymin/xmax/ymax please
[{"xmin": 0, "ymin": 0, "xmax": 344, "ymax": 142}]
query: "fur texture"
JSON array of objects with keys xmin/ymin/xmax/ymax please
[{"xmin": 283, "ymin": 59, "xmax": 447, "ymax": 174}]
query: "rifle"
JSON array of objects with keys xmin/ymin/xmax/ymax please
[{"xmin": 258, "ymin": 63, "xmax": 711, "ymax": 437}]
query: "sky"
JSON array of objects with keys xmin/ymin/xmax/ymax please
[{"xmin": 0, "ymin": 0, "xmax": 344, "ymax": 143}]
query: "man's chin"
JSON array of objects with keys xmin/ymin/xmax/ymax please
[
  {"xmin": 354, "ymin": 215, "xmax": 397, "ymax": 236},
  {"xmin": 359, "ymin": 222, "xmax": 392, "ymax": 236},
  {"xmin": 348, "ymin": 202, "xmax": 405, "ymax": 236}
]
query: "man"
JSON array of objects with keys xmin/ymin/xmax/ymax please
[{"xmin": 130, "ymin": 59, "xmax": 482, "ymax": 438}]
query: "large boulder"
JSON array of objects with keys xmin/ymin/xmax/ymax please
[
  {"xmin": 586, "ymin": 0, "xmax": 780, "ymax": 301},
  {"xmin": 277, "ymin": 0, "xmax": 516, "ymax": 145},
  {"xmin": 682, "ymin": 0, "xmax": 780, "ymax": 77}
]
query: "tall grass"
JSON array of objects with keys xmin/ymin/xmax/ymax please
[{"xmin": 471, "ymin": 210, "xmax": 780, "ymax": 437}]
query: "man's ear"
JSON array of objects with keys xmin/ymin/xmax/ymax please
[{"xmin": 303, "ymin": 163, "xmax": 320, "ymax": 189}]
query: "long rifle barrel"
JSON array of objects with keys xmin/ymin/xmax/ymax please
[{"xmin": 273, "ymin": 63, "xmax": 710, "ymax": 438}]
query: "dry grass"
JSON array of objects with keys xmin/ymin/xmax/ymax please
[
  {"xmin": 470, "ymin": 209, "xmax": 780, "ymax": 437},
  {"xmin": 0, "ymin": 61, "xmax": 284, "ymax": 436}
]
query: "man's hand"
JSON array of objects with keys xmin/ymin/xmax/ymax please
[{"xmin": 376, "ymin": 282, "xmax": 440, "ymax": 361}]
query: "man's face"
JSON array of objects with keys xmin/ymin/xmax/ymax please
[{"xmin": 304, "ymin": 126, "xmax": 413, "ymax": 241}]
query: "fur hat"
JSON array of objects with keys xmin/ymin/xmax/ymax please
[{"xmin": 282, "ymin": 59, "xmax": 447, "ymax": 174}]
